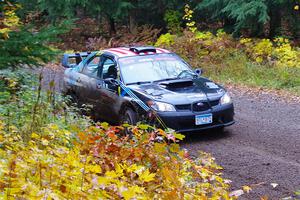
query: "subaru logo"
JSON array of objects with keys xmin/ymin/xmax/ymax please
[{"xmin": 197, "ymin": 102, "xmax": 204, "ymax": 106}]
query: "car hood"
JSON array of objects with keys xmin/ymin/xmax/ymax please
[{"xmin": 127, "ymin": 77, "xmax": 226, "ymax": 105}]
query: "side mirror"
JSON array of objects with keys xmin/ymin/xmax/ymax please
[
  {"xmin": 62, "ymin": 54, "xmax": 76, "ymax": 68},
  {"xmin": 194, "ymin": 68, "xmax": 202, "ymax": 76},
  {"xmin": 104, "ymin": 78, "xmax": 119, "ymax": 86},
  {"xmin": 62, "ymin": 53, "xmax": 86, "ymax": 68},
  {"xmin": 62, "ymin": 56, "xmax": 72, "ymax": 68}
]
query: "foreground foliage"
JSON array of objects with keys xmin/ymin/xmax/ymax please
[
  {"xmin": 0, "ymin": 123, "xmax": 234, "ymax": 199},
  {"xmin": 0, "ymin": 71, "xmax": 236, "ymax": 199}
]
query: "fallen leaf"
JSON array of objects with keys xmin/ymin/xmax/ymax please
[
  {"xmin": 243, "ymin": 185, "xmax": 252, "ymax": 193},
  {"xmin": 270, "ymin": 183, "xmax": 278, "ymax": 188},
  {"xmin": 230, "ymin": 189, "xmax": 244, "ymax": 197}
]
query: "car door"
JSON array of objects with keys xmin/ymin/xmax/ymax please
[
  {"xmin": 75, "ymin": 54, "xmax": 101, "ymax": 109},
  {"xmin": 90, "ymin": 55, "xmax": 121, "ymax": 123}
]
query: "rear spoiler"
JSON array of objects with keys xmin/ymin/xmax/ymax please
[{"xmin": 61, "ymin": 52, "xmax": 91, "ymax": 68}]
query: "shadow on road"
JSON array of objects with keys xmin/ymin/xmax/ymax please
[{"xmin": 180, "ymin": 128, "xmax": 233, "ymax": 145}]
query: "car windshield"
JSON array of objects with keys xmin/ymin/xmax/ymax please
[{"xmin": 119, "ymin": 53, "xmax": 194, "ymax": 85}]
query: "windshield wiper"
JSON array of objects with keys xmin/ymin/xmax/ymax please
[{"xmin": 127, "ymin": 81, "xmax": 152, "ymax": 85}]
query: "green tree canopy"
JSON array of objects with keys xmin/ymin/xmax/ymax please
[{"xmin": 197, "ymin": 0, "xmax": 300, "ymax": 38}]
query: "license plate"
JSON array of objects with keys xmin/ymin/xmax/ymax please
[{"xmin": 195, "ymin": 114, "xmax": 213, "ymax": 125}]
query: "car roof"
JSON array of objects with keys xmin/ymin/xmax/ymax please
[{"xmin": 102, "ymin": 47, "xmax": 171, "ymax": 58}]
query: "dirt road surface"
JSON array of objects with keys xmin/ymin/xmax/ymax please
[
  {"xmin": 182, "ymin": 89, "xmax": 300, "ymax": 199},
  {"xmin": 42, "ymin": 66, "xmax": 300, "ymax": 199}
]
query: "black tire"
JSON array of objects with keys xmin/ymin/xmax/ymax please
[
  {"xmin": 214, "ymin": 127, "xmax": 225, "ymax": 133},
  {"xmin": 65, "ymin": 92, "xmax": 81, "ymax": 108},
  {"xmin": 122, "ymin": 108, "xmax": 137, "ymax": 125}
]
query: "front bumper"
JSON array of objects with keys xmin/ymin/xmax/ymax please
[{"xmin": 157, "ymin": 103, "xmax": 234, "ymax": 133}]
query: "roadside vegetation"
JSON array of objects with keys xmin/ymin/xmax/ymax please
[
  {"xmin": 1, "ymin": 0, "xmax": 299, "ymax": 198},
  {"xmin": 0, "ymin": 71, "xmax": 236, "ymax": 199},
  {"xmin": 156, "ymin": 31, "xmax": 300, "ymax": 95},
  {"xmin": 1, "ymin": 1, "xmax": 299, "ymax": 94}
]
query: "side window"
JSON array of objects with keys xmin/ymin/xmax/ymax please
[
  {"xmin": 82, "ymin": 56, "xmax": 100, "ymax": 77},
  {"xmin": 100, "ymin": 57, "xmax": 117, "ymax": 79}
]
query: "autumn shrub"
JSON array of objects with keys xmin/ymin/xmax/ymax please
[
  {"xmin": 239, "ymin": 37, "xmax": 300, "ymax": 67},
  {"xmin": 273, "ymin": 38, "xmax": 300, "ymax": 68},
  {"xmin": 0, "ymin": 70, "xmax": 236, "ymax": 199},
  {"xmin": 155, "ymin": 29, "xmax": 300, "ymax": 94},
  {"xmin": 155, "ymin": 33, "xmax": 176, "ymax": 47},
  {"xmin": 156, "ymin": 30, "xmax": 237, "ymax": 68},
  {"xmin": 84, "ymin": 25, "xmax": 161, "ymax": 51}
]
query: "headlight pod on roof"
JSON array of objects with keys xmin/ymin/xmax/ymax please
[
  {"xmin": 148, "ymin": 101, "xmax": 176, "ymax": 112},
  {"xmin": 220, "ymin": 92, "xmax": 232, "ymax": 105}
]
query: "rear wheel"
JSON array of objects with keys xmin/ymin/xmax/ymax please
[{"xmin": 64, "ymin": 90, "xmax": 79, "ymax": 105}]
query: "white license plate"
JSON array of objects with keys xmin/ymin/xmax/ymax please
[{"xmin": 195, "ymin": 114, "xmax": 213, "ymax": 125}]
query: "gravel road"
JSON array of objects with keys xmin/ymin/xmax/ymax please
[
  {"xmin": 41, "ymin": 66, "xmax": 300, "ymax": 199},
  {"xmin": 182, "ymin": 89, "xmax": 300, "ymax": 199}
]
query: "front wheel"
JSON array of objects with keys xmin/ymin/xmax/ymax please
[
  {"xmin": 121, "ymin": 108, "xmax": 138, "ymax": 125},
  {"xmin": 213, "ymin": 127, "xmax": 224, "ymax": 133}
]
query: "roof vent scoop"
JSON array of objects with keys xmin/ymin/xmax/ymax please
[{"xmin": 129, "ymin": 46, "xmax": 156, "ymax": 54}]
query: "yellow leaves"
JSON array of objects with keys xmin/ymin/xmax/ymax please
[
  {"xmin": 138, "ymin": 169, "xmax": 156, "ymax": 183},
  {"xmin": 126, "ymin": 164, "xmax": 142, "ymax": 173},
  {"xmin": 0, "ymin": 117, "xmax": 234, "ymax": 199},
  {"xmin": 155, "ymin": 33, "xmax": 176, "ymax": 47},
  {"xmin": 255, "ymin": 57, "xmax": 264, "ymax": 63},
  {"xmin": 3, "ymin": 10, "xmax": 20, "ymax": 27},
  {"xmin": 242, "ymin": 185, "xmax": 252, "ymax": 193},
  {"xmin": 0, "ymin": 2, "xmax": 22, "ymax": 39},
  {"xmin": 98, "ymin": 176, "xmax": 111, "ymax": 185},
  {"xmin": 173, "ymin": 133, "xmax": 185, "ymax": 141},
  {"xmin": 86, "ymin": 164, "xmax": 102, "ymax": 174},
  {"xmin": 183, "ymin": 4, "xmax": 194, "ymax": 20},
  {"xmin": 154, "ymin": 143, "xmax": 167, "ymax": 153},
  {"xmin": 41, "ymin": 138, "xmax": 49, "ymax": 146},
  {"xmin": 195, "ymin": 31, "xmax": 213, "ymax": 41},
  {"xmin": 122, "ymin": 185, "xmax": 145, "ymax": 200},
  {"xmin": 252, "ymin": 39, "xmax": 273, "ymax": 60},
  {"xmin": 169, "ymin": 143, "xmax": 180, "ymax": 153},
  {"xmin": 240, "ymin": 38, "xmax": 252, "ymax": 45},
  {"xmin": 105, "ymin": 169, "xmax": 123, "ymax": 179},
  {"xmin": 273, "ymin": 38, "xmax": 299, "ymax": 68},
  {"xmin": 0, "ymin": 121, "xmax": 4, "ymax": 131},
  {"xmin": 182, "ymin": 4, "xmax": 197, "ymax": 33},
  {"xmin": 239, "ymin": 37, "xmax": 300, "ymax": 68},
  {"xmin": 31, "ymin": 132, "xmax": 39, "ymax": 139}
]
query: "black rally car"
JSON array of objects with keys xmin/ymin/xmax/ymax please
[{"xmin": 62, "ymin": 46, "xmax": 234, "ymax": 132}]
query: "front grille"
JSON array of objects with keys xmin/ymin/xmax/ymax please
[
  {"xmin": 176, "ymin": 99, "xmax": 220, "ymax": 112},
  {"xmin": 192, "ymin": 102, "xmax": 210, "ymax": 112},
  {"xmin": 209, "ymin": 99, "xmax": 220, "ymax": 107},
  {"xmin": 175, "ymin": 104, "xmax": 191, "ymax": 111}
]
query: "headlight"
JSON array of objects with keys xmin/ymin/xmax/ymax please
[
  {"xmin": 220, "ymin": 93, "xmax": 232, "ymax": 105},
  {"xmin": 148, "ymin": 101, "xmax": 176, "ymax": 112}
]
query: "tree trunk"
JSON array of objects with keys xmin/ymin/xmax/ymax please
[
  {"xmin": 269, "ymin": 6, "xmax": 282, "ymax": 38},
  {"xmin": 108, "ymin": 16, "xmax": 116, "ymax": 35},
  {"xmin": 129, "ymin": 13, "xmax": 137, "ymax": 34},
  {"xmin": 129, "ymin": 0, "xmax": 138, "ymax": 33}
]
